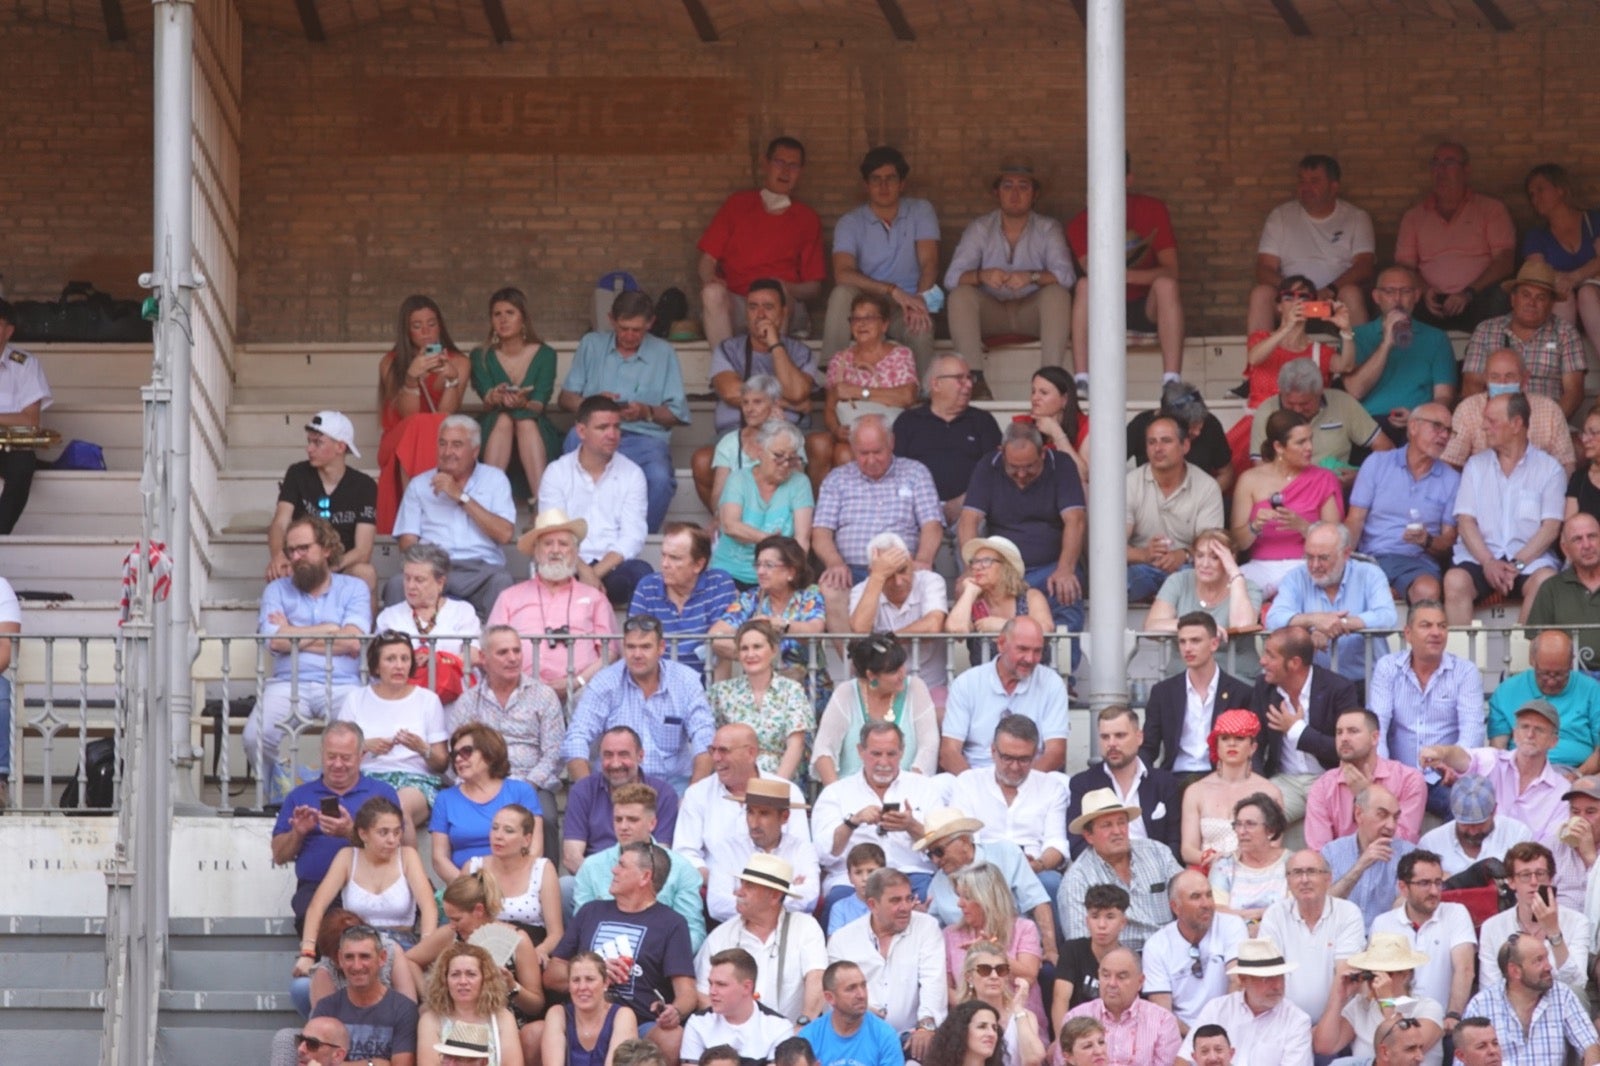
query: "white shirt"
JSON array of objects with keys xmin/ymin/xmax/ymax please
[
  {"xmin": 0, "ymin": 576, "xmax": 20, "ymax": 627},
  {"xmin": 1478, "ymin": 904, "xmax": 1592, "ymax": 1000},
  {"xmin": 374, "ymin": 597, "xmax": 481, "ymax": 659},
  {"xmin": 848, "ymin": 571, "xmax": 951, "ymax": 691},
  {"xmin": 1257, "ymin": 198, "xmax": 1376, "ymax": 290},
  {"xmin": 695, "ymin": 912, "xmax": 828, "ymax": 1021},
  {"xmin": 1177, "ymin": 991, "xmax": 1313, "ymax": 1066},
  {"xmin": 393, "ymin": 462, "xmax": 516, "ymax": 567},
  {"xmin": 1276, "ymin": 670, "xmax": 1319, "ymax": 776},
  {"xmin": 1417, "ymin": 817, "xmax": 1533, "ymax": 876},
  {"xmin": 681, "ymin": 1005, "xmax": 796, "ymax": 1064},
  {"xmin": 1371, "ymin": 901, "xmax": 1477, "ymax": 1011},
  {"xmin": 1257, "ymin": 894, "xmax": 1369, "ymax": 1020},
  {"xmin": 0, "ymin": 344, "xmax": 53, "ymax": 414},
  {"xmin": 1104, "ymin": 760, "xmax": 1151, "ymax": 842},
  {"xmin": 812, "ymin": 771, "xmax": 942, "ymax": 892},
  {"xmin": 675, "ymin": 772, "xmax": 811, "ymax": 871},
  {"xmin": 827, "ymin": 911, "xmax": 948, "ymax": 1032},
  {"xmin": 537, "ymin": 450, "xmax": 648, "ymax": 562},
  {"xmin": 948, "ymin": 766, "xmax": 1070, "ymax": 862},
  {"xmin": 1451, "ymin": 445, "xmax": 1565, "ymax": 572},
  {"xmin": 1178, "ymin": 668, "xmax": 1219, "ymax": 772},
  {"xmin": 1142, "ymin": 914, "xmax": 1249, "ymax": 1027},
  {"xmin": 705, "ymin": 831, "xmax": 821, "ymax": 922},
  {"xmin": 334, "ymin": 686, "xmax": 449, "ymax": 775}
]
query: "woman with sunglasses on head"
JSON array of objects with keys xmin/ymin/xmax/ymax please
[
  {"xmin": 708, "ymin": 420, "xmax": 814, "ymax": 590},
  {"xmin": 294, "ymin": 796, "xmax": 436, "ymax": 986},
  {"xmin": 377, "ymin": 294, "xmax": 472, "ymax": 533},
  {"xmin": 944, "ymin": 865, "xmax": 1045, "ymax": 1037},
  {"xmin": 953, "ymin": 944, "xmax": 1044, "ymax": 1066},
  {"xmin": 430, "ymin": 723, "xmax": 543, "ymax": 884},
  {"xmin": 812, "ymin": 633, "xmax": 937, "ymax": 786},
  {"xmin": 335, "ymin": 630, "xmax": 451, "ymax": 833},
  {"xmin": 707, "ymin": 619, "xmax": 813, "ymax": 780},
  {"xmin": 470, "ymin": 286, "xmax": 561, "ymax": 508}
]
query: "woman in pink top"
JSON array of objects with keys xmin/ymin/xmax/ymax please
[
  {"xmin": 1230, "ymin": 410, "xmax": 1343, "ymax": 597},
  {"xmin": 823, "ymin": 291, "xmax": 919, "ymax": 466},
  {"xmin": 944, "ymin": 863, "xmax": 1047, "ymax": 1040}
]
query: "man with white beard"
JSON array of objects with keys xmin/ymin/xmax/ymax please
[{"xmin": 1265, "ymin": 520, "xmax": 1397, "ymax": 685}]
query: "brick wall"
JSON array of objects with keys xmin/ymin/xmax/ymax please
[{"xmin": 6, "ymin": 8, "xmax": 1600, "ymax": 346}]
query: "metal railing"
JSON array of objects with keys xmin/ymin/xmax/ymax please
[{"xmin": 1, "ymin": 620, "xmax": 1582, "ymax": 814}]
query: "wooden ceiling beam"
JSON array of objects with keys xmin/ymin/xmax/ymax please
[
  {"xmin": 293, "ymin": 0, "xmax": 326, "ymax": 43},
  {"xmin": 481, "ymin": 0, "xmax": 512, "ymax": 43},
  {"xmin": 100, "ymin": 0, "xmax": 127, "ymax": 42},
  {"xmin": 1269, "ymin": 0, "xmax": 1313, "ymax": 37},
  {"xmin": 876, "ymin": 0, "xmax": 915, "ymax": 40},
  {"xmin": 681, "ymin": 0, "xmax": 719, "ymax": 42},
  {"xmin": 1470, "ymin": 0, "xmax": 1515, "ymax": 31}
]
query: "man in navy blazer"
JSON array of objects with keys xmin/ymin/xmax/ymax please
[
  {"xmin": 1140, "ymin": 612, "xmax": 1251, "ymax": 777},
  {"xmin": 1247, "ymin": 624, "xmax": 1360, "ymax": 823},
  {"xmin": 1067, "ymin": 705, "xmax": 1183, "ymax": 861}
]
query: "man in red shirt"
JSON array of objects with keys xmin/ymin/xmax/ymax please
[
  {"xmin": 698, "ymin": 136, "xmax": 826, "ymax": 354},
  {"xmin": 1067, "ymin": 155, "xmax": 1184, "ymax": 395}
]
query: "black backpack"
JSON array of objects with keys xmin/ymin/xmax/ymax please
[{"xmin": 59, "ymin": 737, "xmax": 118, "ymax": 811}]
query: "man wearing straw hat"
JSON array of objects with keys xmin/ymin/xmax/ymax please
[
  {"xmin": 704, "ymin": 777, "xmax": 821, "ymax": 922},
  {"xmin": 1461, "ymin": 260, "xmax": 1587, "ymax": 417},
  {"xmin": 915, "ymin": 806, "xmax": 1058, "ymax": 964},
  {"xmin": 695, "ymin": 852, "xmax": 826, "ymax": 1023},
  {"xmin": 1058, "ymin": 788, "xmax": 1182, "ymax": 953},
  {"xmin": 1175, "ymin": 937, "xmax": 1312, "ymax": 1066}
]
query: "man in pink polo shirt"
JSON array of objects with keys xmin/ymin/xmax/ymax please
[
  {"xmin": 1395, "ymin": 141, "xmax": 1515, "ymax": 332},
  {"xmin": 1303, "ymin": 708, "xmax": 1426, "ymax": 850}
]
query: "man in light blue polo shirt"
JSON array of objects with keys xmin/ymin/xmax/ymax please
[
  {"xmin": 1265, "ymin": 522, "xmax": 1397, "ymax": 685},
  {"xmin": 939, "ymin": 616, "xmax": 1069, "ymax": 774},
  {"xmin": 243, "ymin": 514, "xmax": 372, "ymax": 802},
  {"xmin": 1345, "ymin": 402, "xmax": 1461, "ymax": 605},
  {"xmin": 384, "ymin": 414, "xmax": 516, "ymax": 620},
  {"xmin": 559, "ymin": 290, "xmax": 691, "ymax": 533},
  {"xmin": 824, "ymin": 146, "xmax": 941, "ymax": 373},
  {"xmin": 1341, "ymin": 265, "xmax": 1458, "ymax": 441}
]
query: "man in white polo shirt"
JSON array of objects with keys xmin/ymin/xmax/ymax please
[
  {"xmin": 1257, "ymin": 848, "xmax": 1366, "ymax": 1021},
  {"xmin": 1370, "ymin": 848, "xmax": 1477, "ymax": 1027}
]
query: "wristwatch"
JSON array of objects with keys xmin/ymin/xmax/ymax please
[
  {"xmin": 459, "ymin": 491, "xmax": 475, "ymax": 508},
  {"xmin": 1029, "ymin": 271, "xmax": 1041, "ymax": 285},
  {"xmin": 843, "ymin": 815, "xmax": 859, "ymax": 830},
  {"xmin": 1549, "ymin": 932, "xmax": 1565, "ymax": 947},
  {"xmin": 1512, "ymin": 559, "xmax": 1526, "ymax": 572},
  {"xmin": 797, "ymin": 1016, "xmax": 812, "ymax": 1026},
  {"xmin": 861, "ymin": 388, "xmax": 872, "ymax": 400},
  {"xmin": 918, "ymin": 1019, "xmax": 937, "ymax": 1032}
]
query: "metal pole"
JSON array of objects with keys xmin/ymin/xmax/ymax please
[{"xmin": 1084, "ymin": 0, "xmax": 1129, "ymax": 715}]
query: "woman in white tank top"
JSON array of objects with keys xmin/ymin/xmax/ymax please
[{"xmin": 463, "ymin": 803, "xmax": 563, "ymax": 961}]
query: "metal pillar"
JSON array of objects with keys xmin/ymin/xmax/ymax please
[
  {"xmin": 1084, "ymin": 0, "xmax": 1129, "ymax": 713},
  {"xmin": 104, "ymin": 1, "xmax": 198, "ymax": 1060}
]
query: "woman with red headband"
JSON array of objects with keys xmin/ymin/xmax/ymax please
[{"xmin": 1179, "ymin": 709, "xmax": 1283, "ymax": 868}]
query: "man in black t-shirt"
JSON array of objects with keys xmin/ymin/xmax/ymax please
[
  {"xmin": 893, "ymin": 354, "xmax": 1002, "ymax": 529},
  {"xmin": 267, "ymin": 410, "xmax": 378, "ymax": 597},
  {"xmin": 1126, "ymin": 380, "xmax": 1235, "ymax": 497}
]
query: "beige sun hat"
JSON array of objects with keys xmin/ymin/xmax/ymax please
[
  {"xmin": 912, "ymin": 807, "xmax": 985, "ymax": 851},
  {"xmin": 1068, "ymin": 788, "xmax": 1143, "ymax": 836},
  {"xmin": 737, "ymin": 853, "xmax": 803, "ymax": 898},
  {"xmin": 515, "ymin": 507, "xmax": 588, "ymax": 557},
  {"xmin": 960, "ymin": 535, "xmax": 1026, "ymax": 578},
  {"xmin": 1226, "ymin": 937, "xmax": 1298, "ymax": 977},
  {"xmin": 1347, "ymin": 932, "xmax": 1429, "ymax": 972}
]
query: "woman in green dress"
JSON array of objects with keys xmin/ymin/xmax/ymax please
[{"xmin": 469, "ymin": 287, "xmax": 561, "ymax": 503}]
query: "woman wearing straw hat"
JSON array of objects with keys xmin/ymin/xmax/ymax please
[
  {"xmin": 1314, "ymin": 933, "xmax": 1444, "ymax": 1066},
  {"xmin": 946, "ymin": 535, "xmax": 1051, "ymax": 665}
]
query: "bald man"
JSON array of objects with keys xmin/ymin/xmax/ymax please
[
  {"xmin": 1066, "ymin": 946, "xmax": 1182, "ymax": 1066},
  {"xmin": 1527, "ymin": 514, "xmax": 1600, "ymax": 670},
  {"xmin": 672, "ymin": 724, "xmax": 813, "ymax": 886},
  {"xmin": 1345, "ymin": 401, "xmax": 1461, "ymax": 605}
]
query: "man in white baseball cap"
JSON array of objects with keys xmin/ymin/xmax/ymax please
[{"xmin": 267, "ymin": 409, "xmax": 378, "ymax": 595}]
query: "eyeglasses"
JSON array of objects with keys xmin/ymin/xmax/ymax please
[
  {"xmin": 927, "ymin": 843, "xmax": 952, "ymax": 862},
  {"xmin": 1188, "ymin": 945, "xmax": 1204, "ymax": 978},
  {"xmin": 1288, "ymin": 866, "xmax": 1328, "ymax": 878},
  {"xmin": 993, "ymin": 751, "xmax": 1033, "ymax": 766},
  {"xmin": 284, "ymin": 542, "xmax": 316, "ymax": 557},
  {"xmin": 1512, "ymin": 869, "xmax": 1551, "ymax": 884},
  {"xmin": 936, "ymin": 373, "xmax": 975, "ymax": 383},
  {"xmin": 767, "ymin": 449, "xmax": 800, "ymax": 464},
  {"xmin": 1230, "ymin": 819, "xmax": 1265, "ymax": 831},
  {"xmin": 972, "ymin": 962, "xmax": 1011, "ymax": 978},
  {"xmin": 623, "ymin": 615, "xmax": 663, "ymax": 635},
  {"xmin": 544, "ymin": 624, "xmax": 570, "ymax": 650},
  {"xmin": 451, "ymin": 744, "xmax": 477, "ymax": 761},
  {"xmin": 315, "ymin": 495, "xmax": 332, "ymax": 519},
  {"xmin": 1412, "ymin": 417, "xmax": 1454, "ymax": 437},
  {"xmin": 294, "ymin": 1033, "xmax": 346, "ymax": 1053},
  {"xmin": 1404, "ymin": 878, "xmax": 1445, "ymax": 889},
  {"xmin": 969, "ymin": 557, "xmax": 1000, "ymax": 570}
]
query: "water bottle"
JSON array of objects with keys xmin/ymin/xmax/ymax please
[
  {"xmin": 1406, "ymin": 508, "xmax": 1425, "ymax": 538},
  {"xmin": 1392, "ymin": 312, "xmax": 1413, "ymax": 349}
]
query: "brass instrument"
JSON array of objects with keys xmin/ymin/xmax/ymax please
[{"xmin": 0, "ymin": 426, "xmax": 61, "ymax": 451}]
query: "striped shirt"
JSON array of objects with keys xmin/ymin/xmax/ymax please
[
  {"xmin": 1368, "ymin": 649, "xmax": 1486, "ymax": 781},
  {"xmin": 1465, "ymin": 982, "xmax": 1599, "ymax": 1066},
  {"xmin": 628, "ymin": 568, "xmax": 739, "ymax": 676},
  {"xmin": 559, "ymin": 658, "xmax": 715, "ymax": 782}
]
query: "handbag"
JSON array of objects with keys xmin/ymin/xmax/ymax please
[
  {"xmin": 12, "ymin": 282, "xmax": 152, "ymax": 343},
  {"xmin": 410, "ymin": 650, "xmax": 467, "ymax": 704}
]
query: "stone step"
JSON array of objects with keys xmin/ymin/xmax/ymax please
[{"xmin": 11, "ymin": 472, "xmax": 144, "ymax": 536}]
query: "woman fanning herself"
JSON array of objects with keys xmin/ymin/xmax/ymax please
[
  {"xmin": 462, "ymin": 804, "xmax": 562, "ymax": 957},
  {"xmin": 707, "ymin": 619, "xmax": 813, "ymax": 780},
  {"xmin": 417, "ymin": 941, "xmax": 523, "ymax": 1066},
  {"xmin": 470, "ymin": 286, "xmax": 561, "ymax": 505},
  {"xmin": 1179, "ymin": 710, "xmax": 1282, "ymax": 868},
  {"xmin": 1231, "ymin": 408, "xmax": 1342, "ymax": 598},
  {"xmin": 336, "ymin": 630, "xmax": 450, "ymax": 832},
  {"xmin": 409, "ymin": 870, "xmax": 544, "ymax": 1059},
  {"xmin": 294, "ymin": 796, "xmax": 435, "ymax": 978},
  {"xmin": 377, "ymin": 294, "xmax": 471, "ymax": 532},
  {"xmin": 540, "ymin": 950, "xmax": 638, "ymax": 1066},
  {"xmin": 823, "ymin": 291, "xmax": 919, "ymax": 467}
]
